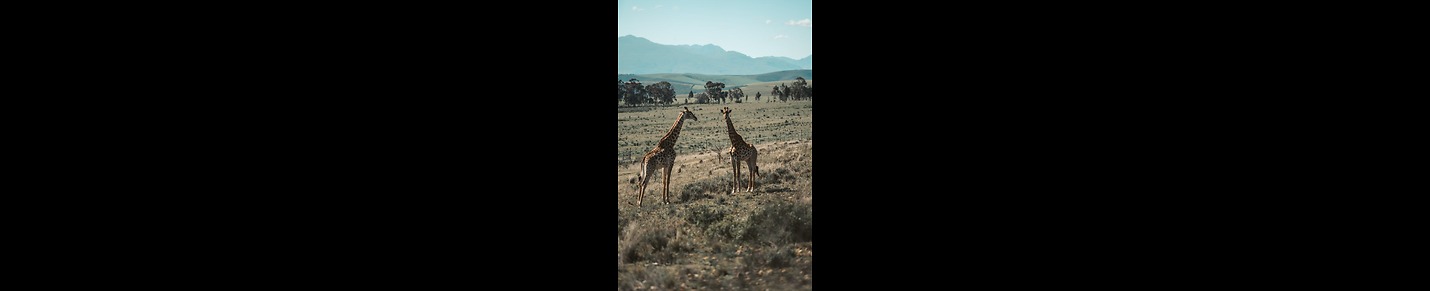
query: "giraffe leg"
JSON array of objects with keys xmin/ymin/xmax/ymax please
[
  {"xmin": 730, "ymin": 155, "xmax": 740, "ymax": 194},
  {"xmin": 635, "ymin": 178, "xmax": 645, "ymax": 206},
  {"xmin": 635, "ymin": 162, "xmax": 656, "ymax": 206},
  {"xmin": 662, "ymin": 164, "xmax": 673, "ymax": 204},
  {"xmin": 747, "ymin": 155, "xmax": 759, "ymax": 192},
  {"xmin": 635, "ymin": 178, "xmax": 644, "ymax": 206}
]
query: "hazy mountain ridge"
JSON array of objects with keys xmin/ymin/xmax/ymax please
[
  {"xmin": 619, "ymin": 35, "xmax": 812, "ymax": 75},
  {"xmin": 754, "ymin": 56, "xmax": 811, "ymax": 70}
]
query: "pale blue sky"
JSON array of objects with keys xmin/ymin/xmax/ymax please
[{"xmin": 618, "ymin": 0, "xmax": 812, "ymax": 59}]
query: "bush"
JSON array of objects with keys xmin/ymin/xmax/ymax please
[
  {"xmin": 683, "ymin": 203, "xmax": 727, "ymax": 227},
  {"xmin": 618, "ymin": 265, "xmax": 683, "ymax": 291},
  {"xmin": 745, "ymin": 245, "xmax": 797, "ymax": 269},
  {"xmin": 760, "ymin": 168, "xmax": 798, "ymax": 185},
  {"xmin": 680, "ymin": 177, "xmax": 731, "ymax": 200},
  {"xmin": 619, "ymin": 221, "xmax": 672, "ymax": 264},
  {"xmin": 743, "ymin": 199, "xmax": 813, "ymax": 244}
]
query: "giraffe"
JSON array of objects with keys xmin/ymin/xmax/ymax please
[
  {"xmin": 633, "ymin": 107, "xmax": 698, "ymax": 206},
  {"xmin": 720, "ymin": 107, "xmax": 759, "ymax": 193}
]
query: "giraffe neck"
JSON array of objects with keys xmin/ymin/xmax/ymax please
[
  {"xmin": 656, "ymin": 116, "xmax": 684, "ymax": 149},
  {"xmin": 724, "ymin": 116, "xmax": 745, "ymax": 144}
]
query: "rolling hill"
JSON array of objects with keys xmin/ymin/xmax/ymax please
[
  {"xmin": 618, "ymin": 70, "xmax": 812, "ymax": 96},
  {"xmin": 618, "ymin": 35, "xmax": 812, "ymax": 75}
]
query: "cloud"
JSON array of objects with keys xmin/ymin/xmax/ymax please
[
  {"xmin": 765, "ymin": 19, "xmax": 772, "ymax": 24},
  {"xmin": 654, "ymin": 5, "xmax": 663, "ymax": 9},
  {"xmin": 774, "ymin": 34, "xmax": 788, "ymax": 39},
  {"xmin": 632, "ymin": 6, "xmax": 643, "ymax": 11},
  {"xmin": 786, "ymin": 18, "xmax": 812, "ymax": 27}
]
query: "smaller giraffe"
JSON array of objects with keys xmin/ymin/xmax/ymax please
[
  {"xmin": 721, "ymin": 107, "xmax": 759, "ymax": 193},
  {"xmin": 634, "ymin": 107, "xmax": 698, "ymax": 206}
]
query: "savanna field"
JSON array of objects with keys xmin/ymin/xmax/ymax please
[{"xmin": 618, "ymin": 99, "xmax": 812, "ymax": 290}]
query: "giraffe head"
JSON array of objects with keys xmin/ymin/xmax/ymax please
[
  {"xmin": 720, "ymin": 107, "xmax": 733, "ymax": 119},
  {"xmin": 680, "ymin": 107, "xmax": 698, "ymax": 122}
]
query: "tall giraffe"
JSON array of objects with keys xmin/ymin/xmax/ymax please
[
  {"xmin": 721, "ymin": 107, "xmax": 759, "ymax": 193},
  {"xmin": 633, "ymin": 107, "xmax": 698, "ymax": 206}
]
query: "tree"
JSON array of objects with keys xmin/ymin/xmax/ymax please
[
  {"xmin": 703, "ymin": 81, "xmax": 725, "ymax": 105},
  {"xmin": 755, "ymin": 91, "xmax": 761, "ymax": 102},
  {"xmin": 791, "ymin": 77, "xmax": 809, "ymax": 100},
  {"xmin": 621, "ymin": 78, "xmax": 647, "ymax": 106},
  {"xmin": 645, "ymin": 81, "xmax": 675, "ymax": 104},
  {"xmin": 687, "ymin": 90, "xmax": 694, "ymax": 104},
  {"xmin": 779, "ymin": 83, "xmax": 791, "ymax": 102},
  {"xmin": 730, "ymin": 87, "xmax": 745, "ymax": 103}
]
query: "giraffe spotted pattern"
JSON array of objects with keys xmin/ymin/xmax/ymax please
[
  {"xmin": 721, "ymin": 107, "xmax": 760, "ymax": 193},
  {"xmin": 634, "ymin": 107, "xmax": 697, "ymax": 206}
]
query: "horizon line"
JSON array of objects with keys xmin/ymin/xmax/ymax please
[{"xmin": 616, "ymin": 69, "xmax": 812, "ymax": 76}]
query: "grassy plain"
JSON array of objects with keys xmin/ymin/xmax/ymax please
[{"xmin": 617, "ymin": 99, "xmax": 812, "ymax": 290}]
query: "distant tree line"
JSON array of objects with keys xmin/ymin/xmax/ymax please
[
  {"xmin": 619, "ymin": 78, "xmax": 675, "ymax": 106},
  {"xmin": 621, "ymin": 77, "xmax": 807, "ymax": 107},
  {"xmin": 768, "ymin": 77, "xmax": 812, "ymax": 102}
]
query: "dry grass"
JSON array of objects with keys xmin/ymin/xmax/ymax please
[
  {"xmin": 618, "ymin": 100, "xmax": 812, "ymax": 291},
  {"xmin": 617, "ymin": 100, "xmax": 812, "ymax": 165}
]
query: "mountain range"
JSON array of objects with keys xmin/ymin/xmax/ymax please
[{"xmin": 618, "ymin": 35, "xmax": 811, "ymax": 75}]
